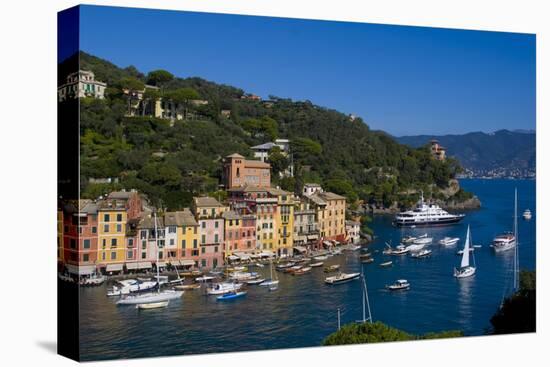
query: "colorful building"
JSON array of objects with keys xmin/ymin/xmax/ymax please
[
  {"xmin": 58, "ymin": 70, "xmax": 107, "ymax": 101},
  {"xmin": 192, "ymin": 197, "xmax": 227, "ymax": 269},
  {"xmin": 345, "ymin": 220, "xmax": 361, "ymax": 244},
  {"xmin": 164, "ymin": 209, "xmax": 199, "ymax": 268},
  {"xmin": 222, "ymin": 210, "xmax": 257, "ymax": 260},
  {"xmin": 223, "ymin": 153, "xmax": 271, "ymax": 189},
  {"xmin": 268, "ymin": 188, "xmax": 295, "ymax": 257},
  {"xmin": 293, "ymin": 199, "xmax": 320, "ymax": 251},
  {"xmin": 307, "ymin": 191, "xmax": 347, "ymax": 244}
]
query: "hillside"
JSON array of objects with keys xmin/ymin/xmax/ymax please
[
  {"xmin": 396, "ymin": 130, "xmax": 536, "ymax": 178},
  {"xmin": 65, "ymin": 51, "xmax": 473, "ymax": 210}
]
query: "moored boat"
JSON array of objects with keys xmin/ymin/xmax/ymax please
[
  {"xmin": 361, "ymin": 257, "xmax": 374, "ymax": 264},
  {"xmin": 325, "ymin": 272, "xmax": 361, "ymax": 285},
  {"xmin": 324, "ymin": 264, "xmax": 340, "ymax": 273},
  {"xmin": 293, "ymin": 266, "xmax": 312, "ymax": 275},
  {"xmin": 386, "ymin": 279, "xmax": 410, "ymax": 291},
  {"xmin": 523, "ymin": 209, "xmax": 532, "ymax": 220},
  {"xmin": 401, "ymin": 235, "xmax": 417, "ymax": 244},
  {"xmin": 438, "ymin": 237, "xmax": 460, "ymax": 246},
  {"xmin": 393, "ymin": 191, "xmax": 465, "ymax": 227},
  {"xmin": 173, "ymin": 283, "xmax": 201, "ymax": 290},
  {"xmin": 217, "ymin": 291, "xmax": 247, "ymax": 301},
  {"xmin": 207, "ymin": 282, "xmax": 243, "ymax": 295},
  {"xmin": 136, "ymin": 301, "xmax": 169, "ymax": 310},
  {"xmin": 310, "ymin": 262, "xmax": 324, "ymax": 267},
  {"xmin": 379, "ymin": 260, "xmax": 393, "ymax": 267},
  {"xmin": 454, "ymin": 225, "xmax": 477, "ymax": 278},
  {"xmin": 391, "ymin": 245, "xmax": 409, "ymax": 255},
  {"xmin": 410, "ymin": 249, "xmax": 432, "ymax": 258},
  {"xmin": 246, "ymin": 278, "xmax": 266, "ymax": 285}
]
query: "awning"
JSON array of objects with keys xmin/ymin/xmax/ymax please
[
  {"xmin": 125, "ymin": 262, "xmax": 139, "ymax": 270},
  {"xmin": 168, "ymin": 260, "xmax": 181, "ymax": 266},
  {"xmin": 106, "ymin": 264, "xmax": 123, "ymax": 272},
  {"xmin": 180, "ymin": 259, "xmax": 195, "ymax": 266},
  {"xmin": 293, "ymin": 246, "xmax": 307, "ymax": 253},
  {"xmin": 234, "ymin": 252, "xmax": 251, "ymax": 260},
  {"xmin": 307, "ymin": 235, "xmax": 319, "ymax": 241},
  {"xmin": 228, "ymin": 255, "xmax": 239, "ymax": 261},
  {"xmin": 250, "ymin": 253, "xmax": 260, "ymax": 259},
  {"xmin": 260, "ymin": 251, "xmax": 274, "ymax": 257},
  {"xmin": 138, "ymin": 262, "xmax": 152, "ymax": 269},
  {"xmin": 66, "ymin": 264, "xmax": 96, "ymax": 275},
  {"xmin": 157, "ymin": 262, "xmax": 167, "ymax": 268},
  {"xmin": 294, "ymin": 235, "xmax": 307, "ymax": 242}
]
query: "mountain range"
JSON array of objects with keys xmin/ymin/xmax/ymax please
[{"xmin": 396, "ymin": 130, "xmax": 536, "ymax": 178}]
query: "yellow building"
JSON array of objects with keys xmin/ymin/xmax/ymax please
[
  {"xmin": 268, "ymin": 188, "xmax": 295, "ymax": 257},
  {"xmin": 308, "ymin": 191, "xmax": 347, "ymax": 242},
  {"xmin": 97, "ymin": 203, "xmax": 127, "ymax": 272},
  {"xmin": 164, "ymin": 209, "xmax": 199, "ymax": 267}
]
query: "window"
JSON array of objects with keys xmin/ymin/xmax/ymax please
[
  {"xmin": 215, "ymin": 221, "xmax": 219, "ymax": 228},
  {"xmin": 214, "ymin": 246, "xmax": 218, "ymax": 253},
  {"xmin": 102, "ymin": 252, "xmax": 106, "ymax": 260},
  {"xmin": 182, "ymin": 239, "xmax": 186, "ymax": 248},
  {"xmin": 83, "ymin": 239, "xmax": 91, "ymax": 249},
  {"xmin": 102, "ymin": 239, "xmax": 106, "ymax": 248},
  {"xmin": 201, "ymin": 222, "xmax": 206, "ymax": 229},
  {"xmin": 141, "ymin": 252, "xmax": 147, "ymax": 259},
  {"xmin": 214, "ymin": 234, "xmax": 219, "ymax": 243},
  {"xmin": 111, "ymin": 252, "xmax": 116, "ymax": 260},
  {"xmin": 111, "ymin": 238, "xmax": 117, "ymax": 247},
  {"xmin": 213, "ymin": 259, "xmax": 218, "ymax": 268},
  {"xmin": 82, "ymin": 254, "xmax": 89, "ymax": 262},
  {"xmin": 104, "ymin": 224, "xmax": 109, "ymax": 233},
  {"xmin": 70, "ymin": 239, "xmax": 76, "ymax": 249},
  {"xmin": 201, "ymin": 259, "xmax": 207, "ymax": 267},
  {"xmin": 193, "ymin": 239, "xmax": 198, "ymax": 248},
  {"xmin": 116, "ymin": 224, "xmax": 122, "ymax": 233},
  {"xmin": 192, "ymin": 250, "xmax": 199, "ymax": 256},
  {"xmin": 142, "ymin": 240, "xmax": 146, "ymax": 249},
  {"xmin": 104, "ymin": 214, "xmax": 110, "ymax": 222},
  {"xmin": 168, "ymin": 226, "xmax": 176, "ymax": 234},
  {"xmin": 159, "ymin": 251, "xmax": 163, "ymax": 259},
  {"xmin": 128, "ymin": 238, "xmax": 134, "ymax": 247},
  {"xmin": 140, "ymin": 230, "xmax": 147, "ymax": 239},
  {"xmin": 194, "ymin": 227, "xmax": 197, "ymax": 234},
  {"xmin": 170, "ymin": 239, "xmax": 175, "ymax": 246},
  {"xmin": 92, "ymin": 226, "xmax": 97, "ymax": 234},
  {"xmin": 201, "ymin": 247, "xmax": 206, "ymax": 254},
  {"xmin": 201, "ymin": 235, "xmax": 206, "ymax": 244},
  {"xmin": 247, "ymin": 241, "xmax": 251, "ymax": 248},
  {"xmin": 116, "ymin": 214, "xmax": 122, "ymax": 222},
  {"xmin": 127, "ymin": 251, "xmax": 133, "ymax": 259}
]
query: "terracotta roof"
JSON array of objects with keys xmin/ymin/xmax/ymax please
[
  {"xmin": 244, "ymin": 159, "xmax": 270, "ymax": 168},
  {"xmin": 222, "ymin": 210, "xmax": 242, "ymax": 220},
  {"xmin": 194, "ymin": 196, "xmax": 224, "ymax": 208},
  {"xmin": 319, "ymin": 192, "xmax": 346, "ymax": 201},
  {"xmin": 164, "ymin": 209, "xmax": 198, "ymax": 227},
  {"xmin": 226, "ymin": 153, "xmax": 245, "ymax": 159}
]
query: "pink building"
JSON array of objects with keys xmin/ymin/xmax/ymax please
[
  {"xmin": 222, "ymin": 153, "xmax": 271, "ymax": 189},
  {"xmin": 222, "ymin": 211, "xmax": 257, "ymax": 258}
]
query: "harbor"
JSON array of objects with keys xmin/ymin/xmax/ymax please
[{"xmin": 75, "ymin": 178, "xmax": 535, "ymax": 361}]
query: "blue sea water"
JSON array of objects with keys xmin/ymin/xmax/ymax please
[{"xmin": 78, "ymin": 179, "xmax": 536, "ymax": 361}]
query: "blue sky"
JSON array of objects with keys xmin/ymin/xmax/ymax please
[{"xmin": 78, "ymin": 5, "xmax": 535, "ymax": 136}]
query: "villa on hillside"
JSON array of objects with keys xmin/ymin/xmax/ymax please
[{"xmin": 58, "ymin": 70, "xmax": 107, "ymax": 101}]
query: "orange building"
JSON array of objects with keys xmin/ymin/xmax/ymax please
[{"xmin": 223, "ymin": 153, "xmax": 271, "ymax": 189}]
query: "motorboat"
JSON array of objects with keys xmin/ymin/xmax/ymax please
[
  {"xmin": 361, "ymin": 257, "xmax": 374, "ymax": 264},
  {"xmin": 379, "ymin": 261, "xmax": 393, "ymax": 267},
  {"xmin": 117, "ymin": 289, "xmax": 183, "ymax": 305},
  {"xmin": 79, "ymin": 272, "xmax": 105, "ymax": 286},
  {"xmin": 391, "ymin": 245, "xmax": 410, "ymax": 255},
  {"xmin": 410, "ymin": 249, "xmax": 432, "ymax": 258},
  {"xmin": 439, "ymin": 237, "xmax": 460, "ymax": 246},
  {"xmin": 107, "ymin": 279, "xmax": 158, "ymax": 296},
  {"xmin": 401, "ymin": 235, "xmax": 417, "ymax": 244},
  {"xmin": 293, "ymin": 266, "xmax": 312, "ymax": 275},
  {"xmin": 173, "ymin": 283, "xmax": 201, "ymax": 290},
  {"xmin": 393, "ymin": 191, "xmax": 465, "ymax": 227},
  {"xmin": 386, "ymin": 279, "xmax": 410, "ymax": 291},
  {"xmin": 195, "ymin": 275, "xmax": 216, "ymax": 282},
  {"xmin": 283, "ymin": 265, "xmax": 303, "ymax": 274},
  {"xmin": 523, "ymin": 209, "xmax": 532, "ymax": 220},
  {"xmin": 412, "ymin": 234, "xmax": 433, "ymax": 245},
  {"xmin": 217, "ymin": 291, "xmax": 247, "ymax": 301},
  {"xmin": 382, "ymin": 243, "xmax": 393, "ymax": 255},
  {"xmin": 207, "ymin": 282, "xmax": 243, "ymax": 295},
  {"xmin": 325, "ymin": 272, "xmax": 360, "ymax": 285},
  {"xmin": 454, "ymin": 225, "xmax": 477, "ymax": 278},
  {"xmin": 310, "ymin": 262, "xmax": 324, "ymax": 267},
  {"xmin": 229, "ymin": 271, "xmax": 259, "ymax": 281},
  {"xmin": 254, "ymin": 263, "xmax": 265, "ymax": 268},
  {"xmin": 136, "ymin": 301, "xmax": 169, "ymax": 310},
  {"xmin": 491, "ymin": 232, "xmax": 516, "ymax": 253},
  {"xmin": 314, "ymin": 255, "xmax": 329, "ymax": 261},
  {"xmin": 246, "ymin": 278, "xmax": 266, "ymax": 285},
  {"xmin": 405, "ymin": 243, "xmax": 425, "ymax": 252},
  {"xmin": 324, "ymin": 264, "xmax": 340, "ymax": 273},
  {"xmin": 360, "ymin": 252, "xmax": 372, "ymax": 259},
  {"xmin": 275, "ymin": 262, "xmax": 294, "ymax": 271}
]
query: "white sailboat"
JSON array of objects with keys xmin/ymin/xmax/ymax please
[
  {"xmin": 260, "ymin": 257, "xmax": 279, "ymax": 287},
  {"xmin": 454, "ymin": 225, "xmax": 476, "ymax": 278},
  {"xmin": 117, "ymin": 213, "xmax": 184, "ymax": 306}
]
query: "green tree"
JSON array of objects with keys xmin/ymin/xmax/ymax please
[
  {"xmin": 268, "ymin": 147, "xmax": 289, "ymax": 176},
  {"xmin": 164, "ymin": 88, "xmax": 200, "ymax": 119},
  {"xmin": 146, "ymin": 69, "xmax": 174, "ymax": 87}
]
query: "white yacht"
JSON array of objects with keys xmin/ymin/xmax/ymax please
[
  {"xmin": 393, "ymin": 192, "xmax": 465, "ymax": 227},
  {"xmin": 439, "ymin": 237, "xmax": 460, "ymax": 246},
  {"xmin": 493, "ymin": 191, "xmax": 519, "ymax": 253}
]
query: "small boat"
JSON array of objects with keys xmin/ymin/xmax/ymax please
[
  {"xmin": 217, "ymin": 291, "xmax": 247, "ymax": 301},
  {"xmin": 284, "ymin": 265, "xmax": 303, "ymax": 274},
  {"xmin": 361, "ymin": 257, "xmax": 374, "ymax": 264},
  {"xmin": 207, "ymin": 282, "xmax": 243, "ymax": 295},
  {"xmin": 228, "ymin": 266, "xmax": 248, "ymax": 272},
  {"xmin": 246, "ymin": 278, "xmax": 266, "ymax": 285},
  {"xmin": 413, "ymin": 235, "xmax": 433, "ymax": 245},
  {"xmin": 254, "ymin": 263, "xmax": 265, "ymax": 268},
  {"xmin": 174, "ymin": 283, "xmax": 201, "ymax": 290},
  {"xmin": 379, "ymin": 261, "xmax": 393, "ymax": 267},
  {"xmin": 260, "ymin": 258, "xmax": 279, "ymax": 287},
  {"xmin": 473, "ymin": 245, "xmax": 482, "ymax": 248},
  {"xmin": 360, "ymin": 252, "xmax": 372, "ymax": 259},
  {"xmin": 195, "ymin": 276, "xmax": 216, "ymax": 282},
  {"xmin": 310, "ymin": 262, "xmax": 324, "ymax": 267},
  {"xmin": 401, "ymin": 235, "xmax": 417, "ymax": 244},
  {"xmin": 391, "ymin": 245, "xmax": 410, "ymax": 255},
  {"xmin": 117, "ymin": 289, "xmax": 183, "ymax": 305},
  {"xmin": 324, "ymin": 264, "xmax": 340, "ymax": 273},
  {"xmin": 454, "ymin": 225, "xmax": 477, "ymax": 278},
  {"xmin": 228, "ymin": 271, "xmax": 259, "ymax": 281},
  {"xmin": 314, "ymin": 255, "xmax": 329, "ymax": 261},
  {"xmin": 523, "ymin": 209, "xmax": 532, "ymax": 220},
  {"xmin": 344, "ymin": 245, "xmax": 361, "ymax": 251},
  {"xmin": 325, "ymin": 272, "xmax": 361, "ymax": 285},
  {"xmin": 405, "ymin": 243, "xmax": 425, "ymax": 252},
  {"xmin": 80, "ymin": 272, "xmax": 105, "ymax": 286},
  {"xmin": 275, "ymin": 262, "xmax": 294, "ymax": 271},
  {"xmin": 386, "ymin": 279, "xmax": 410, "ymax": 291},
  {"xmin": 293, "ymin": 266, "xmax": 312, "ymax": 275},
  {"xmin": 269, "ymin": 285, "xmax": 278, "ymax": 291},
  {"xmin": 382, "ymin": 243, "xmax": 393, "ymax": 255},
  {"xmin": 410, "ymin": 249, "xmax": 432, "ymax": 258},
  {"xmin": 439, "ymin": 237, "xmax": 460, "ymax": 246},
  {"xmin": 136, "ymin": 301, "xmax": 169, "ymax": 310}
]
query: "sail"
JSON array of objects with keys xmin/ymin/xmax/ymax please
[{"xmin": 460, "ymin": 226, "xmax": 470, "ymax": 268}]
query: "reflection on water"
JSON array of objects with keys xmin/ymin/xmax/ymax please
[{"xmin": 77, "ymin": 179, "xmax": 536, "ymax": 361}]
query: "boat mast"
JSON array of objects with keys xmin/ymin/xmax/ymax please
[{"xmin": 154, "ymin": 212, "xmax": 160, "ymax": 294}]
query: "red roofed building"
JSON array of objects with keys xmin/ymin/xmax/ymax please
[{"xmin": 223, "ymin": 153, "xmax": 271, "ymax": 189}]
